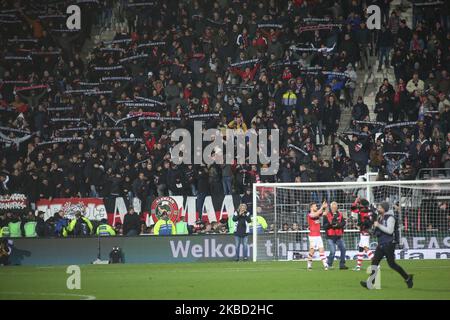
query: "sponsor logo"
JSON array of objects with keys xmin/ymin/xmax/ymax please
[
  {"xmin": 169, "ymin": 239, "xmax": 450, "ymax": 260},
  {"xmin": 151, "ymin": 196, "xmax": 180, "ymax": 222},
  {"xmin": 170, "ymin": 239, "xmax": 252, "ymax": 258}
]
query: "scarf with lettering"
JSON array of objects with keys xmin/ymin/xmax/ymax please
[
  {"xmin": 50, "ymin": 118, "xmax": 83, "ymax": 122},
  {"xmin": 298, "ymin": 24, "xmax": 342, "ymax": 33},
  {"xmin": 257, "ymin": 23, "xmax": 283, "ymax": 29},
  {"xmin": 119, "ymin": 54, "xmax": 148, "ymax": 63},
  {"xmin": 101, "ymin": 77, "xmax": 132, "ymax": 82},
  {"xmin": 37, "ymin": 137, "xmax": 83, "ymax": 146},
  {"xmin": 230, "ymin": 59, "xmax": 260, "ymax": 67},
  {"xmin": 4, "ymin": 56, "xmax": 32, "ymax": 61},
  {"xmin": 188, "ymin": 113, "xmax": 220, "ymax": 119},
  {"xmin": 47, "ymin": 106, "xmax": 74, "ymax": 112},
  {"xmin": 288, "ymin": 143, "xmax": 309, "ymax": 156},
  {"xmin": 0, "ymin": 126, "xmax": 31, "ymax": 135},
  {"xmin": 93, "ymin": 65, "xmax": 124, "ymax": 71},
  {"xmin": 126, "ymin": 2, "xmax": 154, "ymax": 7},
  {"xmin": 384, "ymin": 121, "xmax": 416, "ymax": 129},
  {"xmin": 139, "ymin": 116, "xmax": 181, "ymax": 121},
  {"xmin": 135, "ymin": 96, "xmax": 166, "ymax": 106},
  {"xmin": 137, "ymin": 41, "xmax": 165, "ymax": 49}
]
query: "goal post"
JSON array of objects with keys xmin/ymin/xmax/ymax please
[{"xmin": 252, "ymin": 179, "xmax": 450, "ymax": 262}]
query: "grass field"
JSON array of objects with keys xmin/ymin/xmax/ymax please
[{"xmin": 0, "ymin": 260, "xmax": 449, "ymax": 300}]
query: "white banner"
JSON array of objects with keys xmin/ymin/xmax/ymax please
[{"xmin": 37, "ymin": 198, "xmax": 107, "ymax": 221}]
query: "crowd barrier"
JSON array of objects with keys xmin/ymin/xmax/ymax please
[{"xmin": 9, "ymin": 233, "xmax": 450, "ymax": 265}]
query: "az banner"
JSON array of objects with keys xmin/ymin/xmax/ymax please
[
  {"xmin": 106, "ymin": 194, "xmax": 241, "ymax": 226},
  {"xmin": 0, "ymin": 193, "xmax": 28, "ymax": 213},
  {"xmin": 37, "ymin": 198, "xmax": 108, "ymax": 221}
]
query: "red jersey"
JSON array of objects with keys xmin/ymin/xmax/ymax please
[
  {"xmin": 351, "ymin": 198, "xmax": 371, "ymax": 235},
  {"xmin": 308, "ymin": 211, "xmax": 322, "ymax": 236},
  {"xmin": 358, "ymin": 210, "xmax": 372, "ymax": 235}
]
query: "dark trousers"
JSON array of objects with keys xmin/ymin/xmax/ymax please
[
  {"xmin": 196, "ymin": 192, "xmax": 207, "ymax": 218},
  {"xmin": 372, "ymin": 242, "xmax": 408, "ymax": 280},
  {"xmin": 0, "ymin": 255, "xmax": 10, "ymax": 265},
  {"xmin": 378, "ymin": 47, "xmax": 391, "ymax": 67},
  {"xmin": 126, "ymin": 229, "xmax": 138, "ymax": 237}
]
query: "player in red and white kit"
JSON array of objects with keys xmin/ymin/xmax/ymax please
[
  {"xmin": 351, "ymin": 197, "xmax": 374, "ymax": 271},
  {"xmin": 307, "ymin": 200, "xmax": 329, "ymax": 270}
]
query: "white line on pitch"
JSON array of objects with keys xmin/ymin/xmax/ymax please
[{"xmin": 0, "ymin": 292, "xmax": 96, "ymax": 300}]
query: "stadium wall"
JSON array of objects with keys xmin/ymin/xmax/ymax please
[{"xmin": 9, "ymin": 234, "xmax": 450, "ymax": 266}]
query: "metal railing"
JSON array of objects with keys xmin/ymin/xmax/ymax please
[{"xmin": 416, "ymin": 168, "xmax": 450, "ymax": 180}]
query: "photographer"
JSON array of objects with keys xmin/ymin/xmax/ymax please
[
  {"xmin": 123, "ymin": 208, "xmax": 141, "ymax": 236},
  {"xmin": 361, "ymin": 202, "xmax": 413, "ymax": 289},
  {"xmin": 323, "ymin": 202, "xmax": 348, "ymax": 270},
  {"xmin": 0, "ymin": 239, "xmax": 12, "ymax": 266},
  {"xmin": 232, "ymin": 204, "xmax": 251, "ymax": 261},
  {"xmin": 352, "ymin": 197, "xmax": 375, "ymax": 271}
]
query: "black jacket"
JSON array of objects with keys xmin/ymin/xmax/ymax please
[
  {"xmin": 123, "ymin": 213, "xmax": 141, "ymax": 235},
  {"xmin": 351, "ymin": 102, "xmax": 369, "ymax": 121},
  {"xmin": 323, "ymin": 102, "xmax": 341, "ymax": 133},
  {"xmin": 36, "ymin": 217, "xmax": 53, "ymax": 237},
  {"xmin": 377, "ymin": 29, "xmax": 394, "ymax": 48},
  {"xmin": 232, "ymin": 212, "xmax": 251, "ymax": 237},
  {"xmin": 374, "ymin": 101, "xmax": 391, "ymax": 122},
  {"xmin": 318, "ymin": 166, "xmax": 336, "ymax": 182},
  {"xmin": 342, "ymin": 135, "xmax": 369, "ymax": 164},
  {"xmin": 196, "ymin": 168, "xmax": 210, "ymax": 194}
]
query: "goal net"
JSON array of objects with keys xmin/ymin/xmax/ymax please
[{"xmin": 251, "ymin": 179, "xmax": 450, "ymax": 262}]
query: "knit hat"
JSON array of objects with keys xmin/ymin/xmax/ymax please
[{"xmin": 380, "ymin": 202, "xmax": 390, "ymax": 212}]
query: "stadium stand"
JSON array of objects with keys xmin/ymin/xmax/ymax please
[{"xmin": 0, "ymin": 0, "xmax": 449, "ymax": 237}]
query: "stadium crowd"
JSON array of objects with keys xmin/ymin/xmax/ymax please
[{"xmin": 0, "ymin": 0, "xmax": 449, "ymax": 237}]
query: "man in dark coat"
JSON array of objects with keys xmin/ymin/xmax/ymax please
[
  {"xmin": 351, "ymin": 96, "xmax": 370, "ymax": 126},
  {"xmin": 377, "ymin": 26, "xmax": 394, "ymax": 71},
  {"xmin": 340, "ymin": 134, "xmax": 370, "ymax": 175},
  {"xmin": 123, "ymin": 208, "xmax": 141, "ymax": 236}
]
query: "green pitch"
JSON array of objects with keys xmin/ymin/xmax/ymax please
[{"xmin": 0, "ymin": 260, "xmax": 449, "ymax": 300}]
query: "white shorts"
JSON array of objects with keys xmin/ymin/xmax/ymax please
[
  {"xmin": 308, "ymin": 236, "xmax": 324, "ymax": 250},
  {"xmin": 358, "ymin": 235, "xmax": 370, "ymax": 248}
]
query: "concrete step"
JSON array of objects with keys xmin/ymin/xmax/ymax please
[
  {"xmin": 331, "ymin": 0, "xmax": 414, "ymax": 160},
  {"xmin": 80, "ymin": 26, "xmax": 116, "ymax": 62}
]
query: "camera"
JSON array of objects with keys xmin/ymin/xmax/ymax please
[
  {"xmin": 331, "ymin": 215, "xmax": 339, "ymax": 228},
  {"xmin": 109, "ymin": 246, "xmax": 123, "ymax": 264},
  {"xmin": 370, "ymin": 204, "xmax": 379, "ymax": 222}
]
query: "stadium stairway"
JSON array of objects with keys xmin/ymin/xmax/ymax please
[
  {"xmin": 81, "ymin": 1, "xmax": 128, "ymax": 61},
  {"xmin": 80, "ymin": 25, "xmax": 116, "ymax": 63},
  {"xmin": 320, "ymin": 0, "xmax": 414, "ymax": 160},
  {"xmin": 358, "ymin": 0, "xmax": 412, "ymax": 121}
]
